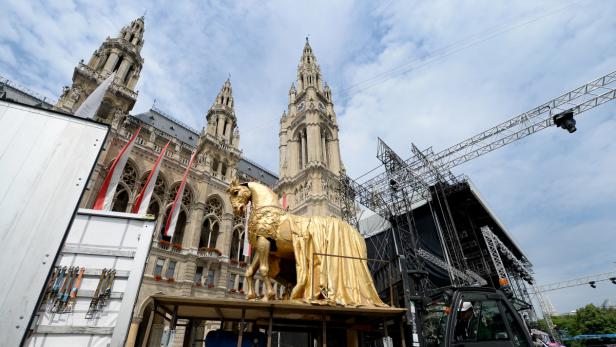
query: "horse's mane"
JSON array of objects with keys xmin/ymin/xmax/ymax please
[{"xmin": 247, "ymin": 181, "xmax": 281, "ymax": 208}]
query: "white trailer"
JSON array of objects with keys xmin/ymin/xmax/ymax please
[{"xmin": 0, "ymin": 100, "xmax": 108, "ymax": 346}]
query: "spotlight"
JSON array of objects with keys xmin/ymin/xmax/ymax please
[
  {"xmin": 589, "ymin": 281, "xmax": 596, "ymax": 289},
  {"xmin": 389, "ymin": 179, "xmax": 399, "ymax": 192},
  {"xmin": 553, "ymin": 110, "xmax": 577, "ymax": 133},
  {"xmin": 610, "ymin": 277, "xmax": 616, "ymax": 285}
]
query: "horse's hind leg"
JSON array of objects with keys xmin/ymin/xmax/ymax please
[
  {"xmin": 244, "ymin": 251, "xmax": 259, "ymax": 300},
  {"xmin": 256, "ymin": 236, "xmax": 275, "ymax": 301}
]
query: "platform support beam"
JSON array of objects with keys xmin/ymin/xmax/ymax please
[
  {"xmin": 237, "ymin": 308, "xmax": 245, "ymax": 347},
  {"xmin": 322, "ymin": 314, "xmax": 327, "ymax": 347},
  {"xmin": 267, "ymin": 307, "xmax": 273, "ymax": 347}
]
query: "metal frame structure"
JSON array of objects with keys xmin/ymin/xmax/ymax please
[
  {"xmin": 339, "ymin": 69, "xmax": 616, "ymax": 229},
  {"xmin": 335, "ymin": 69, "xmax": 616, "ymax": 345},
  {"xmin": 531, "ymin": 271, "xmax": 616, "ymax": 293}
]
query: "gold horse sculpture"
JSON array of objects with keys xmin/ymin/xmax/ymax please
[{"xmin": 227, "ymin": 179, "xmax": 386, "ymax": 307}]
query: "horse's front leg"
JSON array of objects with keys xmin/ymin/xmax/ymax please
[
  {"xmin": 256, "ymin": 236, "xmax": 275, "ymax": 301},
  {"xmin": 244, "ymin": 250, "xmax": 259, "ymax": 300}
]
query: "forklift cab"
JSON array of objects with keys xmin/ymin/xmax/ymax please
[{"xmin": 421, "ymin": 287, "xmax": 532, "ymax": 347}]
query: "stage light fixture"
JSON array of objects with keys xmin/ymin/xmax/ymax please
[
  {"xmin": 610, "ymin": 277, "xmax": 616, "ymax": 285},
  {"xmin": 553, "ymin": 110, "xmax": 577, "ymax": 133},
  {"xmin": 589, "ymin": 281, "xmax": 596, "ymax": 289},
  {"xmin": 389, "ymin": 179, "xmax": 399, "ymax": 192}
]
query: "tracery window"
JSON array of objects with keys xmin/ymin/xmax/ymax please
[
  {"xmin": 230, "ymin": 215, "xmax": 246, "ymax": 262},
  {"xmin": 200, "ymin": 197, "xmax": 223, "ymax": 250},
  {"xmin": 111, "ymin": 160, "xmax": 138, "ymax": 212},
  {"xmin": 111, "ymin": 185, "xmax": 130, "ymax": 212},
  {"xmin": 166, "ymin": 182, "xmax": 193, "ymax": 209}
]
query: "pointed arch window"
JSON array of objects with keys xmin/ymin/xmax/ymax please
[
  {"xmin": 110, "ymin": 160, "xmax": 138, "ymax": 212},
  {"xmin": 111, "ymin": 185, "xmax": 130, "ymax": 212},
  {"xmin": 230, "ymin": 216, "xmax": 246, "ymax": 262},
  {"xmin": 124, "ymin": 64, "xmax": 134, "ymax": 84},
  {"xmin": 113, "ymin": 55, "xmax": 124, "ymax": 72},
  {"xmin": 200, "ymin": 197, "xmax": 223, "ymax": 250}
]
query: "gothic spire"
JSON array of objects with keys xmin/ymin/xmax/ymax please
[
  {"xmin": 296, "ymin": 39, "xmax": 322, "ymax": 93},
  {"xmin": 212, "ymin": 77, "xmax": 234, "ymax": 110}
]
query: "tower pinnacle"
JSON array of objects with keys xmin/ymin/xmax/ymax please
[
  {"xmin": 56, "ymin": 16, "xmax": 145, "ymax": 124},
  {"xmin": 204, "ymin": 78, "xmax": 239, "ymax": 148},
  {"xmin": 276, "ymin": 39, "xmax": 344, "ymax": 217}
]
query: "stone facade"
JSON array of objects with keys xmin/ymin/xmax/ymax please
[
  {"xmin": 275, "ymin": 39, "xmax": 345, "ymax": 217},
  {"xmin": 54, "ymin": 17, "xmax": 280, "ymax": 346},
  {"xmin": 56, "ymin": 17, "xmax": 144, "ymax": 124}
]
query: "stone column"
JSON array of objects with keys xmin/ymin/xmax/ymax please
[
  {"xmin": 117, "ymin": 59, "xmax": 132, "ymax": 83},
  {"xmin": 216, "ymin": 213, "xmax": 234, "ymax": 289},
  {"xmin": 307, "ymin": 123, "xmax": 321, "ymax": 163},
  {"xmin": 217, "ymin": 115, "xmax": 225, "ymax": 137},
  {"xmin": 300, "ymin": 132, "xmax": 306, "ymax": 169},
  {"xmin": 216, "ymin": 213, "xmax": 234, "ymax": 255},
  {"xmin": 321, "ymin": 135, "xmax": 328, "ymax": 166},
  {"xmin": 183, "ymin": 203, "xmax": 203, "ymax": 250},
  {"xmin": 289, "ymin": 140, "xmax": 299, "ymax": 176},
  {"xmin": 329, "ymin": 139, "xmax": 341, "ymax": 174},
  {"xmin": 103, "ymin": 51, "xmax": 119, "ymax": 73},
  {"xmin": 279, "ymin": 130, "xmax": 287, "ymax": 177},
  {"xmin": 224, "ymin": 122, "xmax": 232, "ymax": 141}
]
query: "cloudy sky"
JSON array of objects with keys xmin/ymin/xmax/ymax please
[{"xmin": 2, "ymin": 0, "xmax": 615, "ymax": 313}]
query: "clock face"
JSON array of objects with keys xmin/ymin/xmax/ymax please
[{"xmin": 298, "ymin": 102, "xmax": 305, "ymax": 111}]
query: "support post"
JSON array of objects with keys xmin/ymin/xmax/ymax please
[
  {"xmin": 267, "ymin": 307, "xmax": 273, "ymax": 347},
  {"xmin": 140, "ymin": 308, "xmax": 155, "ymax": 347},
  {"xmin": 237, "ymin": 308, "xmax": 245, "ymax": 347},
  {"xmin": 322, "ymin": 314, "xmax": 327, "ymax": 347},
  {"xmin": 399, "ymin": 319, "xmax": 407, "ymax": 347}
]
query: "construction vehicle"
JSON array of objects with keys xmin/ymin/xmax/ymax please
[{"xmin": 421, "ymin": 287, "xmax": 533, "ymax": 347}]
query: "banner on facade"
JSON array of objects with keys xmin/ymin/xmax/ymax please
[
  {"xmin": 93, "ymin": 127, "xmax": 141, "ymax": 211},
  {"xmin": 132, "ymin": 140, "xmax": 170, "ymax": 214},
  {"xmin": 163, "ymin": 151, "xmax": 196, "ymax": 238}
]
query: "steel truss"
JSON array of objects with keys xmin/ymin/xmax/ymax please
[
  {"xmin": 353, "ymin": 70, "xmax": 616, "ymax": 194},
  {"xmin": 336, "ymin": 70, "xmax": 616, "ymax": 343},
  {"xmin": 531, "ymin": 271, "xmax": 616, "ymax": 293},
  {"xmin": 340, "ymin": 70, "xmax": 616, "ymax": 229}
]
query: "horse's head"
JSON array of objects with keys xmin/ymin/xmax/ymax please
[{"xmin": 227, "ymin": 178, "xmax": 252, "ymax": 216}]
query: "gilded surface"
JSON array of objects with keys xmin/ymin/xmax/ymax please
[
  {"xmin": 247, "ymin": 206, "xmax": 284, "ymax": 243},
  {"xmin": 228, "ymin": 179, "xmax": 386, "ymax": 307}
]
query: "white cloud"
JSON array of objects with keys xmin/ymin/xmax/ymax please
[{"xmin": 1, "ymin": 0, "xmax": 615, "ymax": 313}]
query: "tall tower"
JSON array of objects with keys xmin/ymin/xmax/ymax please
[
  {"xmin": 276, "ymin": 39, "xmax": 344, "ymax": 217},
  {"xmin": 198, "ymin": 78, "xmax": 242, "ymax": 181},
  {"xmin": 56, "ymin": 17, "xmax": 145, "ymax": 126}
]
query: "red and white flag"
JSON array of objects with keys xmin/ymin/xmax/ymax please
[
  {"xmin": 93, "ymin": 127, "xmax": 141, "ymax": 210},
  {"xmin": 131, "ymin": 140, "xmax": 170, "ymax": 214},
  {"xmin": 74, "ymin": 71, "xmax": 116, "ymax": 119},
  {"xmin": 163, "ymin": 151, "xmax": 196, "ymax": 238},
  {"xmin": 280, "ymin": 192, "xmax": 287, "ymax": 209}
]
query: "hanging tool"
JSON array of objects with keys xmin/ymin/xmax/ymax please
[
  {"xmin": 65, "ymin": 267, "xmax": 85, "ymax": 312},
  {"xmin": 86, "ymin": 268, "xmax": 108, "ymax": 318}
]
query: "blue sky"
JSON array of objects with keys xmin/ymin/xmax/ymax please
[{"xmin": 1, "ymin": 0, "xmax": 615, "ymax": 313}]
